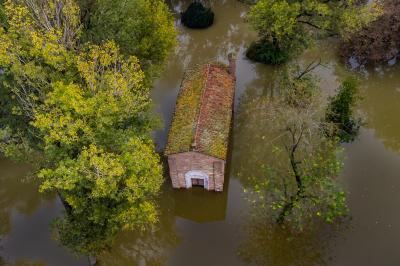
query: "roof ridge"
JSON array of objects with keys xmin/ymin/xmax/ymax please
[{"xmin": 192, "ymin": 64, "xmax": 211, "ymax": 150}]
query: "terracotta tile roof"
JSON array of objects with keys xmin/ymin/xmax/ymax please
[{"xmin": 165, "ymin": 61, "xmax": 235, "ymax": 160}]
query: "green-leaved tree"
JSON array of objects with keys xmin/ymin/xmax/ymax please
[
  {"xmin": 0, "ymin": 0, "xmax": 164, "ymax": 256},
  {"xmin": 245, "ymin": 65, "xmax": 348, "ymax": 229},
  {"xmin": 246, "ymin": 0, "xmax": 382, "ymax": 64},
  {"xmin": 80, "ymin": 0, "xmax": 176, "ymax": 78}
]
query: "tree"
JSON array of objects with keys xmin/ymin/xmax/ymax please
[
  {"xmin": 326, "ymin": 78, "xmax": 360, "ymax": 143},
  {"xmin": 246, "ymin": 65, "xmax": 348, "ymax": 229},
  {"xmin": 0, "ymin": 0, "xmax": 80, "ymax": 162},
  {"xmin": 0, "ymin": 0, "xmax": 163, "ymax": 256},
  {"xmin": 34, "ymin": 42, "xmax": 163, "ymax": 255},
  {"xmin": 340, "ymin": 0, "xmax": 400, "ymax": 66},
  {"xmin": 181, "ymin": 1, "xmax": 214, "ymax": 29},
  {"xmin": 80, "ymin": 0, "xmax": 176, "ymax": 78},
  {"xmin": 246, "ymin": 0, "xmax": 382, "ymax": 64}
]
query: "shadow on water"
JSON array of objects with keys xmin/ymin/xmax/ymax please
[
  {"xmin": 0, "ymin": 158, "xmax": 87, "ymax": 266},
  {"xmin": 95, "ymin": 184, "xmax": 179, "ymax": 266},
  {"xmin": 238, "ymin": 215, "xmax": 349, "ymax": 266},
  {"xmin": 0, "ymin": 159, "xmax": 41, "ymax": 236}
]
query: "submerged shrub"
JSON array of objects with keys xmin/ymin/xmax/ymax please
[
  {"xmin": 326, "ymin": 78, "xmax": 360, "ymax": 143},
  {"xmin": 181, "ymin": 2, "xmax": 214, "ymax": 29},
  {"xmin": 246, "ymin": 40, "xmax": 290, "ymax": 65}
]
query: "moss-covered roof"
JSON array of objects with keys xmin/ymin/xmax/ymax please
[{"xmin": 165, "ymin": 62, "xmax": 235, "ymax": 160}]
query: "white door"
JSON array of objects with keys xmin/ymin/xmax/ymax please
[{"xmin": 185, "ymin": 170, "xmax": 209, "ymax": 190}]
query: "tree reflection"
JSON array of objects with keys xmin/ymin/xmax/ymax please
[
  {"xmin": 358, "ymin": 65, "xmax": 400, "ymax": 154},
  {"xmin": 96, "ymin": 185, "xmax": 180, "ymax": 266},
  {"xmin": 232, "ymin": 67, "xmax": 279, "ymax": 189},
  {"xmin": 0, "ymin": 246, "xmax": 46, "ymax": 266},
  {"xmin": 167, "ymin": 0, "xmax": 255, "ymax": 69},
  {"xmin": 0, "ymin": 158, "xmax": 47, "ymax": 236},
  {"xmin": 233, "ymin": 65, "xmax": 349, "ymax": 265},
  {"xmin": 0, "ymin": 162, "xmax": 179, "ymax": 265},
  {"xmin": 238, "ymin": 210, "xmax": 342, "ymax": 266}
]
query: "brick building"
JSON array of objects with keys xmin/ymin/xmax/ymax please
[{"xmin": 165, "ymin": 56, "xmax": 236, "ymax": 192}]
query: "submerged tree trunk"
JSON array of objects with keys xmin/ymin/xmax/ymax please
[
  {"xmin": 88, "ymin": 256, "xmax": 98, "ymax": 266},
  {"xmin": 57, "ymin": 190, "xmax": 72, "ymax": 215},
  {"xmin": 277, "ymin": 127, "xmax": 304, "ymax": 224}
]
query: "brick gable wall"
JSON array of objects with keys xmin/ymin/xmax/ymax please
[{"xmin": 167, "ymin": 151, "xmax": 225, "ymax": 191}]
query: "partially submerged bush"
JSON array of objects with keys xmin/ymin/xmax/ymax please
[
  {"xmin": 181, "ymin": 2, "xmax": 214, "ymax": 29},
  {"xmin": 246, "ymin": 40, "xmax": 290, "ymax": 65},
  {"xmin": 326, "ymin": 78, "xmax": 360, "ymax": 143}
]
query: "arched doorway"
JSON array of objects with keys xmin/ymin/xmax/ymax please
[{"xmin": 185, "ymin": 170, "xmax": 209, "ymax": 190}]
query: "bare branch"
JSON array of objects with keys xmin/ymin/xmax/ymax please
[{"xmin": 296, "ymin": 58, "xmax": 322, "ymax": 80}]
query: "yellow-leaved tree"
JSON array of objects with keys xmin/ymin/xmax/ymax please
[{"xmin": 0, "ymin": 0, "xmax": 168, "ymax": 256}]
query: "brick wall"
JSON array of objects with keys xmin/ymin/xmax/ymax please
[{"xmin": 167, "ymin": 151, "xmax": 225, "ymax": 192}]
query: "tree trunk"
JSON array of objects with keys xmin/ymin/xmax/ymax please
[
  {"xmin": 88, "ymin": 256, "xmax": 98, "ymax": 266},
  {"xmin": 57, "ymin": 190, "xmax": 72, "ymax": 215},
  {"xmin": 277, "ymin": 131, "xmax": 304, "ymax": 224}
]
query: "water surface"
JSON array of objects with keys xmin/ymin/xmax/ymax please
[{"xmin": 1, "ymin": 1, "xmax": 400, "ymax": 265}]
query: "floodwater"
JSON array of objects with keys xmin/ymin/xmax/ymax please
[{"xmin": 1, "ymin": 1, "xmax": 400, "ymax": 265}]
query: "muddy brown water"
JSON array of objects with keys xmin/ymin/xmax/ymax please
[{"xmin": 1, "ymin": 1, "xmax": 400, "ymax": 265}]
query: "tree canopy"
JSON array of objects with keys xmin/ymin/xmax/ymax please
[
  {"xmin": 80, "ymin": 0, "xmax": 176, "ymax": 77},
  {"xmin": 247, "ymin": 0, "xmax": 382, "ymax": 64},
  {"xmin": 0, "ymin": 0, "xmax": 80, "ymax": 162},
  {"xmin": 0, "ymin": 0, "xmax": 166, "ymax": 256},
  {"xmin": 243, "ymin": 65, "xmax": 350, "ymax": 229},
  {"xmin": 181, "ymin": 1, "xmax": 214, "ymax": 29}
]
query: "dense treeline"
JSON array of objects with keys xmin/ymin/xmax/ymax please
[{"xmin": 0, "ymin": 0, "xmax": 176, "ymax": 257}]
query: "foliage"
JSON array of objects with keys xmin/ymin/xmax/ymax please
[
  {"xmin": 47, "ymin": 140, "xmax": 162, "ymax": 256},
  {"xmin": 80, "ymin": 0, "xmax": 176, "ymax": 78},
  {"xmin": 246, "ymin": 39, "xmax": 290, "ymax": 65},
  {"xmin": 35, "ymin": 42, "xmax": 163, "ymax": 256},
  {"xmin": 0, "ymin": 0, "xmax": 163, "ymax": 256},
  {"xmin": 0, "ymin": 0, "xmax": 80, "ymax": 163},
  {"xmin": 246, "ymin": 0, "xmax": 382, "ymax": 64},
  {"xmin": 245, "ymin": 65, "xmax": 348, "ymax": 229},
  {"xmin": 326, "ymin": 78, "xmax": 360, "ymax": 143},
  {"xmin": 0, "ymin": 0, "xmax": 7, "ymax": 28},
  {"xmin": 340, "ymin": 0, "xmax": 400, "ymax": 66},
  {"xmin": 181, "ymin": 2, "xmax": 214, "ymax": 29}
]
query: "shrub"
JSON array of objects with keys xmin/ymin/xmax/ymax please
[
  {"xmin": 181, "ymin": 2, "xmax": 214, "ymax": 29},
  {"xmin": 326, "ymin": 78, "xmax": 360, "ymax": 143},
  {"xmin": 246, "ymin": 40, "xmax": 290, "ymax": 65}
]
